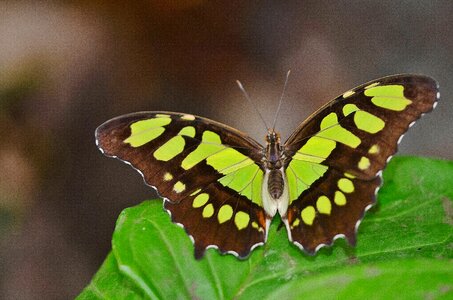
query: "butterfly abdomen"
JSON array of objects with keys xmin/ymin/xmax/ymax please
[
  {"xmin": 268, "ymin": 169, "xmax": 284, "ymax": 199},
  {"xmin": 267, "ymin": 169, "xmax": 285, "ymax": 199}
]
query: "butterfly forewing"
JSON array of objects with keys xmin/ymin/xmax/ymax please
[
  {"xmin": 96, "ymin": 112, "xmax": 268, "ymax": 258},
  {"xmin": 283, "ymin": 75, "xmax": 438, "ymax": 253}
]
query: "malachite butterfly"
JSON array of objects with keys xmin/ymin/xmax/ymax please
[{"xmin": 96, "ymin": 74, "xmax": 439, "ymax": 259}]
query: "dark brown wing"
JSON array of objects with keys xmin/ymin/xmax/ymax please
[
  {"xmin": 283, "ymin": 74, "xmax": 438, "ymax": 253},
  {"xmin": 96, "ymin": 112, "xmax": 267, "ymax": 258}
]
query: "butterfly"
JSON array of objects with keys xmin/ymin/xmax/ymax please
[{"xmin": 96, "ymin": 74, "xmax": 439, "ymax": 259}]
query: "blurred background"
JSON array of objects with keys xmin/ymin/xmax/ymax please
[{"xmin": 0, "ymin": 1, "xmax": 452, "ymax": 298}]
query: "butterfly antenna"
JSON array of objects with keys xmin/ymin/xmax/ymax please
[
  {"xmin": 271, "ymin": 69, "xmax": 291, "ymax": 130},
  {"xmin": 236, "ymin": 80, "xmax": 269, "ymax": 131}
]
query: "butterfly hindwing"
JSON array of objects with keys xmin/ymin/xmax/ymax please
[
  {"xmin": 96, "ymin": 112, "xmax": 267, "ymax": 258},
  {"xmin": 286, "ymin": 169, "xmax": 381, "ymax": 252},
  {"xmin": 283, "ymin": 75, "xmax": 438, "ymax": 253}
]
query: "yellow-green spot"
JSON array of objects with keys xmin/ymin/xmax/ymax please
[
  {"xmin": 365, "ymin": 85, "xmax": 412, "ymax": 111},
  {"xmin": 202, "ymin": 130, "xmax": 222, "ymax": 143},
  {"xmin": 190, "ymin": 189, "xmax": 201, "ymax": 196},
  {"xmin": 202, "ymin": 204, "xmax": 214, "ymax": 218},
  {"xmin": 318, "ymin": 113, "xmax": 361, "ymax": 148},
  {"xmin": 292, "ymin": 218, "xmax": 300, "ymax": 227},
  {"xmin": 163, "ymin": 172, "xmax": 173, "ymax": 181},
  {"xmin": 207, "ymin": 148, "xmax": 254, "ymax": 174},
  {"xmin": 342, "ymin": 103, "xmax": 384, "ymax": 134},
  {"xmin": 301, "ymin": 206, "xmax": 316, "ymax": 226},
  {"xmin": 252, "ymin": 221, "xmax": 259, "ymax": 229},
  {"xmin": 234, "ymin": 211, "xmax": 250, "ymax": 230},
  {"xmin": 250, "ymin": 171, "xmax": 263, "ymax": 205},
  {"xmin": 286, "ymin": 161, "xmax": 328, "ymax": 202},
  {"xmin": 181, "ymin": 114, "xmax": 195, "ymax": 120},
  {"xmin": 153, "ymin": 126, "xmax": 196, "ymax": 161},
  {"xmin": 294, "ymin": 136, "xmax": 336, "ymax": 163},
  {"xmin": 181, "ymin": 131, "xmax": 223, "ymax": 170},
  {"xmin": 368, "ymin": 144, "xmax": 379, "ymax": 154},
  {"xmin": 344, "ymin": 172, "xmax": 356, "ymax": 179},
  {"xmin": 178, "ymin": 126, "xmax": 196, "ymax": 137},
  {"xmin": 338, "ymin": 178, "xmax": 354, "ymax": 193},
  {"xmin": 218, "ymin": 164, "xmax": 263, "ymax": 205},
  {"xmin": 173, "ymin": 181, "xmax": 186, "ymax": 193},
  {"xmin": 320, "ymin": 112, "xmax": 338, "ymax": 128},
  {"xmin": 343, "ymin": 90, "xmax": 355, "ymax": 98},
  {"xmin": 154, "ymin": 136, "xmax": 184, "ymax": 161},
  {"xmin": 334, "ymin": 190, "xmax": 347, "ymax": 206},
  {"xmin": 155, "ymin": 114, "xmax": 170, "ymax": 118},
  {"xmin": 286, "ymin": 168, "xmax": 300, "ymax": 202},
  {"xmin": 316, "ymin": 195, "xmax": 332, "ymax": 215},
  {"xmin": 218, "ymin": 205, "xmax": 233, "ymax": 224},
  {"xmin": 343, "ymin": 104, "xmax": 359, "ymax": 116},
  {"xmin": 192, "ymin": 193, "xmax": 209, "ymax": 208},
  {"xmin": 124, "ymin": 117, "xmax": 171, "ymax": 147},
  {"xmin": 354, "ymin": 111, "xmax": 385, "ymax": 134},
  {"xmin": 358, "ymin": 156, "xmax": 371, "ymax": 170}
]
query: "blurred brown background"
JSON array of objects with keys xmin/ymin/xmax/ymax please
[{"xmin": 0, "ymin": 1, "xmax": 452, "ymax": 299}]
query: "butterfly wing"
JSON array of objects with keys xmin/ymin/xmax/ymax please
[
  {"xmin": 283, "ymin": 74, "xmax": 439, "ymax": 253},
  {"xmin": 96, "ymin": 112, "xmax": 267, "ymax": 258}
]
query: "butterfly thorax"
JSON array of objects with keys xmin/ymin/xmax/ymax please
[{"xmin": 262, "ymin": 131, "xmax": 289, "ymax": 218}]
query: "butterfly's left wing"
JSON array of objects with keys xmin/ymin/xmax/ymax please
[
  {"xmin": 282, "ymin": 74, "xmax": 439, "ymax": 253},
  {"xmin": 96, "ymin": 112, "xmax": 268, "ymax": 258}
]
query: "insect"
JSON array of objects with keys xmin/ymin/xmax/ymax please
[{"xmin": 96, "ymin": 74, "xmax": 439, "ymax": 259}]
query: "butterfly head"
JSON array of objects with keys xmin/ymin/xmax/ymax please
[
  {"xmin": 265, "ymin": 130, "xmax": 280, "ymax": 144},
  {"xmin": 265, "ymin": 130, "xmax": 283, "ymax": 169}
]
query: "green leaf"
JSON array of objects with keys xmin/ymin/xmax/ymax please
[
  {"xmin": 77, "ymin": 156, "xmax": 453, "ymax": 299},
  {"xmin": 76, "ymin": 253, "xmax": 144, "ymax": 300}
]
